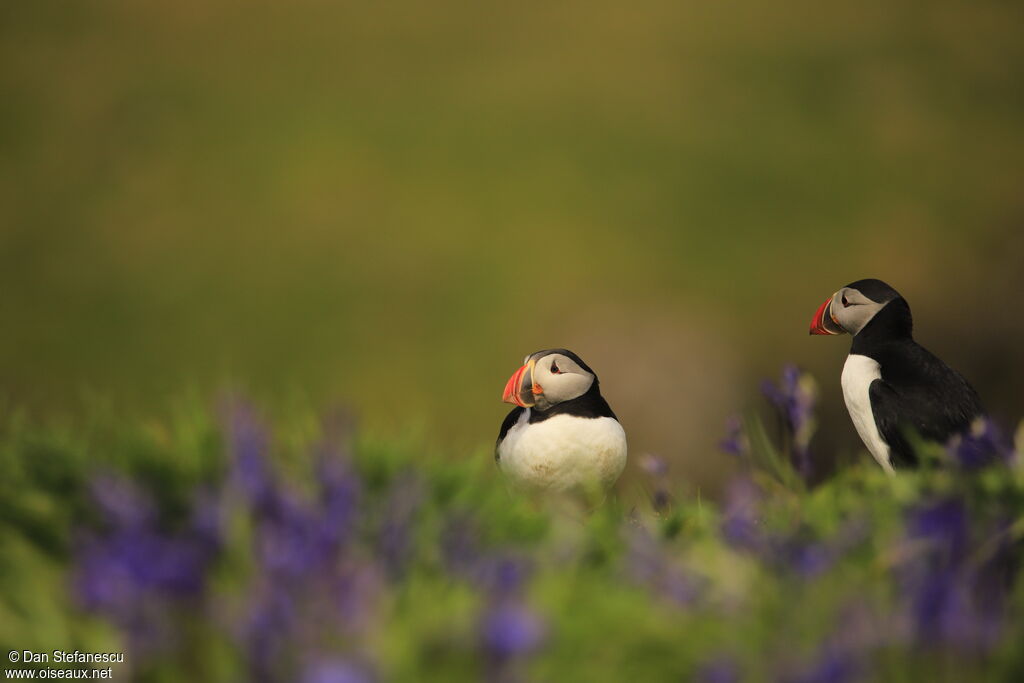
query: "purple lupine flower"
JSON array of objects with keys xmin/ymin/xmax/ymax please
[
  {"xmin": 224, "ymin": 400, "xmax": 274, "ymax": 507},
  {"xmin": 947, "ymin": 418, "xmax": 1012, "ymax": 470},
  {"xmin": 624, "ymin": 522, "xmax": 701, "ymax": 607},
  {"xmin": 474, "ymin": 555, "xmax": 533, "ymax": 599},
  {"xmin": 376, "ymin": 472, "xmax": 423, "ymax": 580},
  {"xmin": 761, "ymin": 365, "xmax": 818, "ymax": 478},
  {"xmin": 639, "ymin": 453, "xmax": 669, "ymax": 477},
  {"xmin": 302, "ymin": 659, "xmax": 374, "ymax": 683},
  {"xmin": 779, "ymin": 535, "xmax": 833, "ymax": 579},
  {"xmin": 896, "ymin": 497, "xmax": 1007, "ymax": 649},
  {"xmin": 775, "ymin": 518, "xmax": 870, "ymax": 579},
  {"xmin": 228, "ymin": 409, "xmax": 360, "ymax": 581},
  {"xmin": 639, "ymin": 454, "xmax": 672, "ymax": 513},
  {"xmin": 321, "ymin": 560, "xmax": 382, "ymax": 633},
  {"xmin": 77, "ymin": 478, "xmax": 218, "ymax": 602},
  {"xmin": 241, "ymin": 584, "xmax": 297, "ymax": 679},
  {"xmin": 469, "ymin": 551, "xmax": 545, "ymax": 682},
  {"xmin": 316, "ymin": 451, "xmax": 360, "ymax": 549},
  {"xmin": 481, "ymin": 603, "xmax": 545, "ymax": 659},
  {"xmin": 440, "ymin": 515, "xmax": 481, "ymax": 579},
  {"xmin": 314, "ymin": 408, "xmax": 360, "ymax": 540},
  {"xmin": 254, "ymin": 487, "xmax": 327, "ymax": 577},
  {"xmin": 972, "ymin": 519, "xmax": 1019, "ymax": 616},
  {"xmin": 696, "ymin": 656, "xmax": 740, "ymax": 683},
  {"xmin": 719, "ymin": 415, "xmax": 750, "ymax": 459},
  {"xmin": 906, "ymin": 498, "xmax": 969, "ymax": 564},
  {"xmin": 73, "ymin": 475, "xmax": 222, "ymax": 658},
  {"xmin": 780, "ymin": 645, "xmax": 859, "ymax": 683},
  {"xmin": 224, "ymin": 403, "xmax": 382, "ymax": 680},
  {"xmin": 909, "ymin": 567, "xmax": 981, "ymax": 646},
  {"xmin": 720, "ymin": 477, "xmax": 765, "ymax": 552},
  {"xmin": 827, "ymin": 601, "xmax": 889, "ymax": 655},
  {"xmin": 88, "ymin": 474, "xmax": 156, "ymax": 531},
  {"xmin": 191, "ymin": 487, "xmax": 224, "ymax": 556}
]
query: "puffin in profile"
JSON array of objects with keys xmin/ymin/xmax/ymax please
[
  {"xmin": 496, "ymin": 349, "xmax": 627, "ymax": 493},
  {"xmin": 809, "ymin": 278, "xmax": 983, "ymax": 472}
]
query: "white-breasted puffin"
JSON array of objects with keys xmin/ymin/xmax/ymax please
[
  {"xmin": 809, "ymin": 278, "xmax": 983, "ymax": 472},
  {"xmin": 496, "ymin": 349, "xmax": 627, "ymax": 493}
]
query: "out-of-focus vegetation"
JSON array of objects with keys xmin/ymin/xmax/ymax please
[
  {"xmin": 1, "ymin": 382, "xmax": 1022, "ymax": 682},
  {"xmin": 2, "ymin": 0, "xmax": 1024, "ymax": 491},
  {"xmin": 3, "ymin": 4, "xmax": 1024, "ymax": 678}
]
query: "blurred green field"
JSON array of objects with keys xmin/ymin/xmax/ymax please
[
  {"xmin": 4, "ymin": 4, "xmax": 1024, "ymax": 680},
  {"xmin": 3, "ymin": 0, "xmax": 1024, "ymax": 492}
]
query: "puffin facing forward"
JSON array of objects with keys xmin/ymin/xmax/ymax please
[
  {"xmin": 810, "ymin": 279, "xmax": 983, "ymax": 472},
  {"xmin": 496, "ymin": 349, "xmax": 627, "ymax": 493}
]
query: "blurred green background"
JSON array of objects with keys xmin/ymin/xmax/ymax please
[{"xmin": 2, "ymin": 0, "xmax": 1023, "ymax": 492}]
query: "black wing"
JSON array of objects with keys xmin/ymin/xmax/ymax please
[
  {"xmin": 495, "ymin": 407, "xmax": 524, "ymax": 461},
  {"xmin": 868, "ymin": 380, "xmax": 917, "ymax": 468},
  {"xmin": 869, "ymin": 340, "xmax": 984, "ymax": 466}
]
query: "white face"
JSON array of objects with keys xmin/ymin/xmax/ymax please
[
  {"xmin": 504, "ymin": 351, "xmax": 597, "ymax": 410},
  {"xmin": 528, "ymin": 352, "xmax": 595, "ymax": 411},
  {"xmin": 829, "ymin": 286, "xmax": 889, "ymax": 335}
]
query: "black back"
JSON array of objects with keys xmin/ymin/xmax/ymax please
[{"xmin": 852, "ymin": 298, "xmax": 983, "ymax": 466}]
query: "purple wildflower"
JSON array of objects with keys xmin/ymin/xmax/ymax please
[
  {"xmin": 477, "ymin": 559, "xmax": 545, "ymax": 683},
  {"xmin": 225, "ymin": 401, "xmax": 274, "ymax": 507},
  {"xmin": 624, "ymin": 522, "xmax": 701, "ymax": 607},
  {"xmin": 302, "ymin": 659, "xmax": 374, "ymax": 683},
  {"xmin": 241, "ymin": 584, "xmax": 297, "ymax": 679},
  {"xmin": 973, "ymin": 519, "xmax": 1020, "ymax": 615},
  {"xmin": 317, "ymin": 453, "xmax": 360, "ymax": 547},
  {"xmin": 761, "ymin": 365, "xmax": 818, "ymax": 478},
  {"xmin": 720, "ymin": 477, "xmax": 765, "ymax": 552},
  {"xmin": 910, "ymin": 567, "xmax": 981, "ymax": 646},
  {"xmin": 476, "ymin": 555, "xmax": 532, "ymax": 599},
  {"xmin": 639, "ymin": 454, "xmax": 672, "ymax": 513},
  {"xmin": 481, "ymin": 603, "xmax": 545, "ymax": 660},
  {"xmin": 190, "ymin": 487, "xmax": 224, "ymax": 555},
  {"xmin": 780, "ymin": 645, "xmax": 860, "ymax": 683},
  {"xmin": 73, "ymin": 475, "xmax": 222, "ymax": 657},
  {"xmin": 440, "ymin": 515, "xmax": 481, "ymax": 579},
  {"xmin": 906, "ymin": 498, "xmax": 969, "ymax": 564},
  {"xmin": 88, "ymin": 474, "xmax": 156, "ymax": 531},
  {"xmin": 376, "ymin": 473, "xmax": 423, "ymax": 580},
  {"xmin": 696, "ymin": 656, "xmax": 740, "ymax": 683},
  {"xmin": 947, "ymin": 418, "xmax": 1013, "ymax": 470},
  {"xmin": 719, "ymin": 415, "xmax": 750, "ymax": 459},
  {"xmin": 897, "ymin": 497, "xmax": 1009, "ymax": 650},
  {"xmin": 639, "ymin": 453, "xmax": 669, "ymax": 477},
  {"xmin": 779, "ymin": 534, "xmax": 834, "ymax": 579}
]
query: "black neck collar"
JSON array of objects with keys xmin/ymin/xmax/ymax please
[
  {"xmin": 528, "ymin": 380, "xmax": 617, "ymax": 423},
  {"xmin": 851, "ymin": 297, "xmax": 914, "ymax": 354}
]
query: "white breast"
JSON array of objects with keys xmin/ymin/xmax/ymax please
[
  {"xmin": 841, "ymin": 354, "xmax": 894, "ymax": 474},
  {"xmin": 497, "ymin": 412, "xmax": 627, "ymax": 493}
]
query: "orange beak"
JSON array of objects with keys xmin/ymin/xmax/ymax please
[
  {"xmin": 809, "ymin": 295, "xmax": 844, "ymax": 335},
  {"xmin": 502, "ymin": 359, "xmax": 541, "ymax": 407}
]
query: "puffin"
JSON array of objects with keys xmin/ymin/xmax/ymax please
[
  {"xmin": 496, "ymin": 349, "xmax": 627, "ymax": 494},
  {"xmin": 809, "ymin": 278, "xmax": 983, "ymax": 472}
]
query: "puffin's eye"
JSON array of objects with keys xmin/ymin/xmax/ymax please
[
  {"xmin": 550, "ymin": 361, "xmax": 561, "ymax": 374},
  {"xmin": 841, "ymin": 295, "xmax": 849, "ymax": 307}
]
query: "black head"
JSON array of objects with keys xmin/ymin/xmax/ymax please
[
  {"xmin": 810, "ymin": 278, "xmax": 912, "ymax": 338},
  {"xmin": 843, "ymin": 279, "xmax": 901, "ymax": 305}
]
